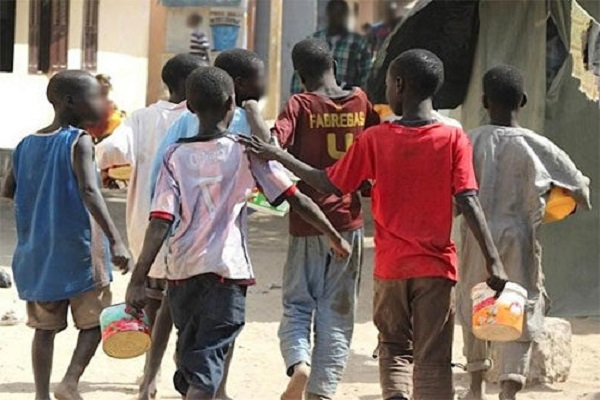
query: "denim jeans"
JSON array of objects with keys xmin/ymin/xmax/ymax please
[
  {"xmin": 278, "ymin": 229, "xmax": 363, "ymax": 397},
  {"xmin": 168, "ymin": 273, "xmax": 247, "ymax": 397}
]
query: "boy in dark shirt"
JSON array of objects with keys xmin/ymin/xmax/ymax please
[
  {"xmin": 241, "ymin": 49, "xmax": 508, "ymax": 400},
  {"xmin": 247, "ymin": 38, "xmax": 378, "ymax": 400}
]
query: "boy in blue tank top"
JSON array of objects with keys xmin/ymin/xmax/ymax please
[{"xmin": 1, "ymin": 70, "xmax": 130, "ymax": 400}]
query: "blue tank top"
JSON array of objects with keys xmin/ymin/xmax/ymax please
[{"xmin": 12, "ymin": 127, "xmax": 111, "ymax": 301}]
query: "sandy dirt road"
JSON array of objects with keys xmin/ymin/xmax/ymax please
[{"xmin": 0, "ymin": 192, "xmax": 598, "ymax": 399}]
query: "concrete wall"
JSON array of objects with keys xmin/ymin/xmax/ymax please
[{"xmin": 0, "ymin": 0, "xmax": 151, "ymax": 149}]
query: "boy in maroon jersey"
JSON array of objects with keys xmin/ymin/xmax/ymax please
[
  {"xmin": 242, "ymin": 49, "xmax": 508, "ymax": 400},
  {"xmin": 246, "ymin": 38, "xmax": 379, "ymax": 400}
]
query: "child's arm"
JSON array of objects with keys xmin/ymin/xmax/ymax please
[
  {"xmin": 240, "ymin": 136, "xmax": 339, "ymax": 195},
  {"xmin": 125, "ymin": 217, "xmax": 172, "ymax": 310},
  {"xmin": 287, "ymin": 191, "xmax": 351, "ymax": 258},
  {"xmin": 244, "ymin": 100, "xmax": 274, "ymax": 143},
  {"xmin": 0, "ymin": 166, "xmax": 16, "ymax": 200},
  {"xmin": 73, "ymin": 133, "xmax": 130, "ymax": 272},
  {"xmin": 455, "ymin": 191, "xmax": 508, "ymax": 291}
]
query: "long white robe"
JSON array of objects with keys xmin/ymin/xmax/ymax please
[{"xmin": 456, "ymin": 125, "xmax": 591, "ymax": 341}]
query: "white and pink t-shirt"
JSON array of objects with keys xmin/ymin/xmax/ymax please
[{"xmin": 151, "ymin": 134, "xmax": 295, "ymax": 281}]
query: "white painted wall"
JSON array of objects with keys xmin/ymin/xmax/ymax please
[
  {"xmin": 0, "ymin": 0, "xmax": 151, "ymax": 149},
  {"xmin": 0, "ymin": 1, "xmax": 52, "ymax": 149},
  {"xmin": 96, "ymin": 0, "xmax": 150, "ymax": 115}
]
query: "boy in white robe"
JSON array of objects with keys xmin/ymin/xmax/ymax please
[{"xmin": 458, "ymin": 65, "xmax": 591, "ymax": 400}]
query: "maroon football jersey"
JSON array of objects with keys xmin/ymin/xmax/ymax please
[{"xmin": 272, "ymin": 88, "xmax": 380, "ymax": 236}]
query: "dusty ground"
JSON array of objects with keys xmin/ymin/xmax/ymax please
[{"xmin": 0, "ymin": 192, "xmax": 599, "ymax": 399}]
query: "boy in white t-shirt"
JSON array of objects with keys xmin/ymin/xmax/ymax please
[
  {"xmin": 96, "ymin": 53, "xmax": 206, "ymax": 399},
  {"xmin": 125, "ymin": 66, "xmax": 351, "ymax": 399}
]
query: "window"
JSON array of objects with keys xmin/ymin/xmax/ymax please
[
  {"xmin": 0, "ymin": 0, "xmax": 16, "ymax": 72},
  {"xmin": 29, "ymin": 0, "xmax": 70, "ymax": 74},
  {"xmin": 82, "ymin": 0, "xmax": 98, "ymax": 71}
]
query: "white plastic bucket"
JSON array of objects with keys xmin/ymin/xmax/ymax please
[{"xmin": 471, "ymin": 282, "xmax": 527, "ymax": 342}]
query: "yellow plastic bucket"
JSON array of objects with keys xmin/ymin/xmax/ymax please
[
  {"xmin": 543, "ymin": 187, "xmax": 576, "ymax": 223},
  {"xmin": 471, "ymin": 282, "xmax": 527, "ymax": 342},
  {"xmin": 107, "ymin": 165, "xmax": 132, "ymax": 181}
]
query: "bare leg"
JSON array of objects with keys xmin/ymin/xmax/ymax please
[
  {"xmin": 186, "ymin": 386, "xmax": 213, "ymax": 400},
  {"xmin": 214, "ymin": 343, "xmax": 234, "ymax": 400},
  {"xmin": 139, "ymin": 297, "xmax": 173, "ymax": 400},
  {"xmin": 54, "ymin": 327, "xmax": 101, "ymax": 400},
  {"xmin": 499, "ymin": 380, "xmax": 523, "ymax": 400},
  {"xmin": 462, "ymin": 371, "xmax": 488, "ymax": 400},
  {"xmin": 281, "ymin": 362, "xmax": 311, "ymax": 400},
  {"xmin": 32, "ymin": 329, "xmax": 57, "ymax": 400}
]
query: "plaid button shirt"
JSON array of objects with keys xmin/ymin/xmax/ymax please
[{"xmin": 290, "ymin": 29, "xmax": 372, "ymax": 94}]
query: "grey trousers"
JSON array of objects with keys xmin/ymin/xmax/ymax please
[{"xmin": 463, "ymin": 327, "xmax": 533, "ymax": 387}]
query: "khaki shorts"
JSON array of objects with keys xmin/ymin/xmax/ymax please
[{"xmin": 27, "ymin": 286, "xmax": 112, "ymax": 331}]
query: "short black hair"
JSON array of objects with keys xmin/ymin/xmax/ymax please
[
  {"xmin": 388, "ymin": 49, "xmax": 444, "ymax": 98},
  {"xmin": 327, "ymin": 0, "xmax": 349, "ymax": 14},
  {"xmin": 161, "ymin": 53, "xmax": 206, "ymax": 92},
  {"xmin": 214, "ymin": 49, "xmax": 262, "ymax": 80},
  {"xmin": 47, "ymin": 70, "xmax": 96, "ymax": 104},
  {"xmin": 292, "ymin": 38, "xmax": 334, "ymax": 81},
  {"xmin": 186, "ymin": 66, "xmax": 234, "ymax": 113},
  {"xmin": 483, "ymin": 65, "xmax": 525, "ymax": 109}
]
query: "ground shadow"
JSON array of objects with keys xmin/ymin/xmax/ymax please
[{"xmin": 0, "ymin": 381, "xmax": 137, "ymax": 395}]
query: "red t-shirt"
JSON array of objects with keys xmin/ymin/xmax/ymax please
[
  {"xmin": 273, "ymin": 88, "xmax": 380, "ymax": 236},
  {"xmin": 326, "ymin": 121, "xmax": 478, "ymax": 281}
]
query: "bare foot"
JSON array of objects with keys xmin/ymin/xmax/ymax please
[
  {"xmin": 138, "ymin": 387, "xmax": 157, "ymax": 400},
  {"xmin": 461, "ymin": 389, "xmax": 489, "ymax": 400},
  {"xmin": 138, "ymin": 379, "xmax": 158, "ymax": 400},
  {"xmin": 280, "ymin": 363, "xmax": 310, "ymax": 400},
  {"xmin": 54, "ymin": 382, "xmax": 83, "ymax": 400}
]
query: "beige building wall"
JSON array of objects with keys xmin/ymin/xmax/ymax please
[
  {"xmin": 0, "ymin": 0, "xmax": 151, "ymax": 149},
  {"xmin": 0, "ymin": 1, "xmax": 52, "ymax": 149},
  {"xmin": 96, "ymin": 0, "xmax": 151, "ymax": 114}
]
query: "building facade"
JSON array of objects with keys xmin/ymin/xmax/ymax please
[{"xmin": 0, "ymin": 0, "xmax": 151, "ymax": 149}]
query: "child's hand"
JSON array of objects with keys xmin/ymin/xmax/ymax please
[
  {"xmin": 329, "ymin": 236, "xmax": 352, "ymax": 259},
  {"xmin": 110, "ymin": 241, "xmax": 131, "ymax": 274},
  {"xmin": 125, "ymin": 280, "xmax": 147, "ymax": 311},
  {"xmin": 238, "ymin": 136, "xmax": 281, "ymax": 161}
]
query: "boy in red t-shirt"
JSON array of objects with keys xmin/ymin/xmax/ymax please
[
  {"xmin": 242, "ymin": 49, "xmax": 508, "ymax": 400},
  {"xmin": 246, "ymin": 38, "xmax": 379, "ymax": 400}
]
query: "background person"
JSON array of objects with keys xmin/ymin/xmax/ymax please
[{"xmin": 290, "ymin": 0, "xmax": 371, "ymax": 94}]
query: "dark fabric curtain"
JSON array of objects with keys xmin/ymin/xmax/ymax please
[{"xmin": 366, "ymin": 0, "xmax": 479, "ymax": 109}]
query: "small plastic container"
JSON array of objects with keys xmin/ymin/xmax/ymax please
[
  {"xmin": 543, "ymin": 187, "xmax": 576, "ymax": 223},
  {"xmin": 471, "ymin": 282, "xmax": 527, "ymax": 342},
  {"xmin": 100, "ymin": 303, "xmax": 151, "ymax": 359}
]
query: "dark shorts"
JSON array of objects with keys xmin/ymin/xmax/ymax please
[{"xmin": 168, "ymin": 273, "xmax": 247, "ymax": 397}]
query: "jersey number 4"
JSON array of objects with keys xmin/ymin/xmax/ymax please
[{"xmin": 327, "ymin": 133, "xmax": 354, "ymax": 160}]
